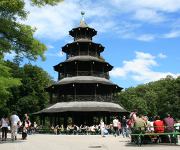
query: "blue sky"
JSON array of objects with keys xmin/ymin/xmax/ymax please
[{"xmin": 5, "ymin": 0, "xmax": 180, "ymax": 88}]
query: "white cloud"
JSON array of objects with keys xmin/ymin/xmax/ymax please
[
  {"xmin": 158, "ymin": 53, "xmax": 167, "ymax": 59},
  {"xmin": 110, "ymin": 51, "xmax": 180, "ymax": 83},
  {"xmin": 45, "ymin": 51, "xmax": 64, "ymax": 57},
  {"xmin": 114, "ymin": 22, "xmax": 155, "ymax": 41},
  {"xmin": 23, "ymin": 0, "xmax": 180, "ymax": 41},
  {"xmin": 47, "ymin": 45, "xmax": 55, "ymax": 49},
  {"xmin": 25, "ymin": 1, "xmax": 80, "ymax": 40},
  {"xmin": 163, "ymin": 30, "xmax": 180, "ymax": 38},
  {"xmin": 111, "ymin": 0, "xmax": 180, "ymax": 13},
  {"xmin": 133, "ymin": 9, "xmax": 165, "ymax": 23},
  {"xmin": 24, "ymin": 0, "xmax": 114, "ymax": 40},
  {"xmin": 136, "ymin": 34, "xmax": 155, "ymax": 41}
]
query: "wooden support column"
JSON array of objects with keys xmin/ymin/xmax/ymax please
[
  {"xmin": 64, "ymin": 113, "xmax": 67, "ymax": 128},
  {"xmin": 73, "ymin": 84, "xmax": 76, "ymax": 101},
  {"xmin": 50, "ymin": 114, "xmax": 53, "ymax": 126},
  {"xmin": 40, "ymin": 114, "xmax": 43, "ymax": 125},
  {"xmin": 95, "ymin": 84, "xmax": 99, "ymax": 101},
  {"xmin": 107, "ymin": 113, "xmax": 110, "ymax": 124},
  {"xmin": 42, "ymin": 114, "xmax": 45, "ymax": 126},
  {"xmin": 58, "ymin": 113, "xmax": 60, "ymax": 125},
  {"xmin": 88, "ymin": 43, "xmax": 90, "ymax": 55},
  {"xmin": 50, "ymin": 92, "xmax": 53, "ymax": 104},
  {"xmin": 76, "ymin": 62, "xmax": 78, "ymax": 76},
  {"xmin": 55, "ymin": 114, "xmax": 57, "ymax": 125}
]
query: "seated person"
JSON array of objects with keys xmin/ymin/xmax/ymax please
[
  {"xmin": 153, "ymin": 116, "xmax": 164, "ymax": 133},
  {"xmin": 174, "ymin": 120, "xmax": 180, "ymax": 132},
  {"xmin": 153, "ymin": 116, "xmax": 167, "ymax": 143},
  {"xmin": 131, "ymin": 115, "xmax": 146, "ymax": 144},
  {"xmin": 88, "ymin": 125, "xmax": 95, "ymax": 134},
  {"xmin": 66, "ymin": 124, "xmax": 74, "ymax": 134},
  {"xmin": 54, "ymin": 125, "xmax": 59, "ymax": 135},
  {"xmin": 134, "ymin": 115, "xmax": 146, "ymax": 134},
  {"xmin": 59, "ymin": 124, "xmax": 64, "ymax": 134},
  {"xmin": 164, "ymin": 114, "xmax": 174, "ymax": 132},
  {"xmin": 73, "ymin": 124, "xmax": 79, "ymax": 135}
]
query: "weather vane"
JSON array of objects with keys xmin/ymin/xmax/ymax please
[{"xmin": 81, "ymin": 11, "xmax": 85, "ymax": 21}]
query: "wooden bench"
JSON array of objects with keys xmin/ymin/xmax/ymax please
[
  {"xmin": 36, "ymin": 128, "xmax": 54, "ymax": 134},
  {"xmin": 131, "ymin": 132, "xmax": 180, "ymax": 146}
]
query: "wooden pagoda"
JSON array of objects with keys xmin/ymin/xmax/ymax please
[{"xmin": 36, "ymin": 13, "xmax": 127, "ymax": 126}]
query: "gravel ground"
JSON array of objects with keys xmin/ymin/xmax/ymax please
[{"xmin": 0, "ymin": 134, "xmax": 180, "ymax": 150}]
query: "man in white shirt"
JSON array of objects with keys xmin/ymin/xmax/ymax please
[{"xmin": 10, "ymin": 111, "xmax": 20, "ymax": 141}]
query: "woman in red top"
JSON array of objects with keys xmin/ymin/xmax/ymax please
[{"xmin": 153, "ymin": 116, "xmax": 165, "ymax": 133}]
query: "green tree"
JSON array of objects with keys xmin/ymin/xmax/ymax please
[
  {"xmin": 0, "ymin": 0, "xmax": 63, "ymax": 60},
  {"xmin": 6, "ymin": 62, "xmax": 53, "ymax": 115},
  {"xmin": 0, "ymin": 58, "xmax": 21, "ymax": 116},
  {"xmin": 0, "ymin": 0, "xmax": 62, "ymax": 116},
  {"xmin": 117, "ymin": 76, "xmax": 180, "ymax": 119}
]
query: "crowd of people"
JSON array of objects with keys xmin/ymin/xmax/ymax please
[
  {"xmin": 127, "ymin": 110, "xmax": 180, "ymax": 144},
  {"xmin": 128, "ymin": 110, "xmax": 180, "ymax": 134},
  {"xmin": 1, "ymin": 110, "xmax": 180, "ymax": 142},
  {"xmin": 0, "ymin": 112, "xmax": 35, "ymax": 141},
  {"xmin": 49, "ymin": 111, "xmax": 180, "ymax": 140}
]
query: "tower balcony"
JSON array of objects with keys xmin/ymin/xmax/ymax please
[
  {"xmin": 59, "ymin": 71, "xmax": 109, "ymax": 80},
  {"xmin": 66, "ymin": 51, "xmax": 100, "ymax": 59},
  {"xmin": 55, "ymin": 95, "xmax": 119, "ymax": 103}
]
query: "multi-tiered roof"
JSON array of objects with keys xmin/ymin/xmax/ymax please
[{"xmin": 37, "ymin": 13, "xmax": 126, "ymax": 125}]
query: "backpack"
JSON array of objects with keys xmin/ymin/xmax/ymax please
[{"xmin": 127, "ymin": 119, "xmax": 132, "ymax": 127}]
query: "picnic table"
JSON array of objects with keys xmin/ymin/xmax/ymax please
[{"xmin": 131, "ymin": 131, "xmax": 180, "ymax": 146}]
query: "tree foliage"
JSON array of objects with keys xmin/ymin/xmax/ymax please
[
  {"xmin": 0, "ymin": 58, "xmax": 21, "ymax": 115},
  {"xmin": 31, "ymin": 0, "xmax": 63, "ymax": 7},
  {"xmin": 4, "ymin": 62, "xmax": 53, "ymax": 116},
  {"xmin": 0, "ymin": 0, "xmax": 63, "ymax": 59},
  {"xmin": 118, "ymin": 76, "xmax": 180, "ymax": 119},
  {"xmin": 0, "ymin": 0, "xmax": 61, "ymax": 116}
]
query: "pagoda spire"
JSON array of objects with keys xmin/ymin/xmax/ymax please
[{"xmin": 80, "ymin": 11, "xmax": 88, "ymax": 27}]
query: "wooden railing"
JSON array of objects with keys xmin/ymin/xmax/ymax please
[
  {"xmin": 59, "ymin": 71, "xmax": 109, "ymax": 79},
  {"xmin": 57, "ymin": 95, "xmax": 119, "ymax": 103}
]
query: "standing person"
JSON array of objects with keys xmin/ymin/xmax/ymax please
[
  {"xmin": 113, "ymin": 116, "xmax": 119, "ymax": 137},
  {"xmin": 10, "ymin": 111, "xmax": 21, "ymax": 141},
  {"xmin": 117, "ymin": 120, "xmax": 121, "ymax": 136},
  {"xmin": 32, "ymin": 122, "xmax": 38, "ymax": 134},
  {"xmin": 100, "ymin": 119, "xmax": 105, "ymax": 137},
  {"xmin": 24, "ymin": 113, "xmax": 31, "ymax": 134},
  {"xmin": 22, "ymin": 121, "xmax": 27, "ymax": 140},
  {"xmin": 1, "ymin": 115, "xmax": 9, "ymax": 141},
  {"xmin": 129, "ymin": 109, "xmax": 137, "ymax": 128},
  {"xmin": 122, "ymin": 116, "xmax": 129, "ymax": 138}
]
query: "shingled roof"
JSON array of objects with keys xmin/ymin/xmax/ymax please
[
  {"xmin": 55, "ymin": 76, "xmax": 114, "ymax": 85},
  {"xmin": 34, "ymin": 101, "xmax": 127, "ymax": 114},
  {"xmin": 65, "ymin": 56, "xmax": 105, "ymax": 62}
]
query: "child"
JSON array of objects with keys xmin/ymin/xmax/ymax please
[{"xmin": 22, "ymin": 121, "xmax": 27, "ymax": 140}]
